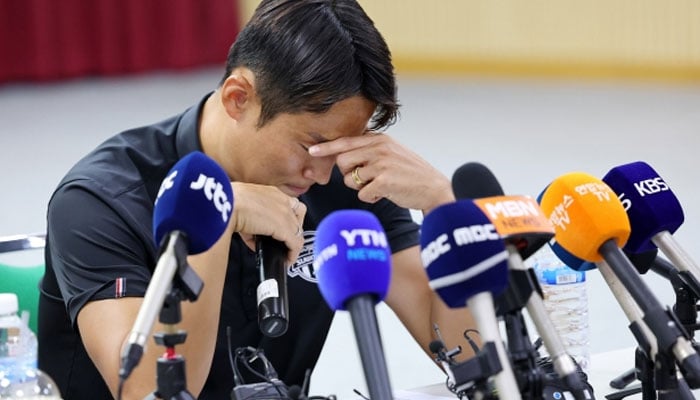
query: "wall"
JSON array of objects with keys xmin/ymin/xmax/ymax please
[{"xmin": 241, "ymin": 0, "xmax": 700, "ymax": 81}]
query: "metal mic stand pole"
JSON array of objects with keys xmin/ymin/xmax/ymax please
[
  {"xmin": 608, "ymin": 255, "xmax": 700, "ymax": 399},
  {"xmin": 145, "ymin": 239, "xmax": 204, "ymax": 400},
  {"xmin": 654, "ymin": 350, "xmax": 695, "ymax": 400},
  {"xmin": 657, "ymin": 258, "xmax": 700, "ymax": 394},
  {"xmin": 503, "ymin": 311, "xmax": 543, "ymax": 400},
  {"xmin": 668, "ymin": 270, "xmax": 700, "ymax": 338},
  {"xmin": 496, "ymin": 269, "xmax": 549, "ymax": 400}
]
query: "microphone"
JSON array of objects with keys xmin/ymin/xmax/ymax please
[
  {"xmin": 420, "ymin": 200, "xmax": 522, "ymax": 400},
  {"xmin": 256, "ymin": 235, "xmax": 289, "ymax": 337},
  {"xmin": 313, "ymin": 209, "xmax": 394, "ymax": 400},
  {"xmin": 119, "ymin": 151, "xmax": 233, "ymax": 381},
  {"xmin": 538, "ymin": 171, "xmax": 700, "ymax": 387},
  {"xmin": 452, "ymin": 162, "xmax": 552, "ymax": 259},
  {"xmin": 602, "ymin": 161, "xmax": 700, "ymax": 290},
  {"xmin": 452, "ymin": 162, "xmax": 590, "ymax": 399},
  {"xmin": 537, "ymin": 202, "xmax": 658, "ymax": 276}
]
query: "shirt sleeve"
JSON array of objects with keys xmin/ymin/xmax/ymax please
[
  {"xmin": 368, "ymin": 197, "xmax": 420, "ymax": 254},
  {"xmin": 47, "ymin": 182, "xmax": 156, "ymax": 325}
]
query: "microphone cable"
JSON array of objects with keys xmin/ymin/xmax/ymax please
[
  {"xmin": 352, "ymin": 388, "xmax": 370, "ymax": 400},
  {"xmin": 226, "ymin": 326, "xmax": 286, "ymax": 399},
  {"xmin": 462, "ymin": 329, "xmax": 481, "ymax": 355},
  {"xmin": 225, "ymin": 327, "xmax": 339, "ymax": 400},
  {"xmin": 227, "ymin": 326, "xmax": 244, "ymax": 387},
  {"xmin": 117, "ymin": 377, "xmax": 125, "ymax": 400}
]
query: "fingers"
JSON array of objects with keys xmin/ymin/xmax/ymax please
[
  {"xmin": 312, "ymin": 133, "xmax": 454, "ymax": 212},
  {"xmin": 290, "ymin": 196, "xmax": 306, "ymax": 236},
  {"xmin": 351, "ymin": 166, "xmax": 367, "ymax": 187},
  {"xmin": 287, "ymin": 197, "xmax": 307, "ymax": 265},
  {"xmin": 270, "ymin": 195, "xmax": 306, "ymax": 262},
  {"xmin": 344, "ymin": 165, "xmax": 383, "ymax": 202},
  {"xmin": 230, "ymin": 183, "xmax": 307, "ymax": 265},
  {"xmin": 308, "ymin": 130, "xmax": 383, "ymax": 158}
]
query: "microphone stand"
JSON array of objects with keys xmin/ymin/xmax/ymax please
[
  {"xmin": 430, "ymin": 325, "xmax": 501, "ymax": 399},
  {"xmin": 496, "ymin": 270, "xmax": 546, "ymax": 400},
  {"xmin": 607, "ymin": 256, "xmax": 699, "ymax": 400},
  {"xmin": 656, "ymin": 258, "xmax": 698, "ymax": 399},
  {"xmin": 497, "ymin": 268, "xmax": 594, "ymax": 400},
  {"xmin": 503, "ymin": 312, "xmax": 544, "ymax": 399},
  {"xmin": 654, "ymin": 351, "xmax": 695, "ymax": 400},
  {"xmin": 145, "ymin": 238, "xmax": 204, "ymax": 400}
]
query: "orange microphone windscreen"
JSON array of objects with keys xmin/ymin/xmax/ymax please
[{"xmin": 539, "ymin": 172, "xmax": 630, "ymax": 262}]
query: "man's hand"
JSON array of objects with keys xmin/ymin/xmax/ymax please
[
  {"xmin": 230, "ymin": 182, "xmax": 307, "ymax": 265},
  {"xmin": 309, "ymin": 132, "xmax": 454, "ymax": 214}
]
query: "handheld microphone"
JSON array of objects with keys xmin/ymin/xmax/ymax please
[
  {"xmin": 119, "ymin": 151, "xmax": 233, "ymax": 381},
  {"xmin": 539, "ymin": 171, "xmax": 700, "ymax": 387},
  {"xmin": 452, "ymin": 162, "xmax": 590, "ymax": 399},
  {"xmin": 256, "ymin": 235, "xmax": 289, "ymax": 337},
  {"xmin": 313, "ymin": 209, "xmax": 394, "ymax": 400},
  {"xmin": 421, "ymin": 200, "xmax": 522, "ymax": 400},
  {"xmin": 602, "ymin": 161, "xmax": 700, "ymax": 290}
]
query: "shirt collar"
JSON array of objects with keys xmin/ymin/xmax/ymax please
[{"xmin": 175, "ymin": 92, "xmax": 213, "ymax": 158}]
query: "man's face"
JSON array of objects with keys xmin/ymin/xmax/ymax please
[{"xmin": 230, "ymin": 95, "xmax": 375, "ymax": 196}]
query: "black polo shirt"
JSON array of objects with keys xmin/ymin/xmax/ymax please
[{"xmin": 39, "ymin": 94, "xmax": 420, "ymax": 400}]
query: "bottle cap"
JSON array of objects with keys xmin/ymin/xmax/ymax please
[{"xmin": 0, "ymin": 293, "xmax": 19, "ymax": 315}]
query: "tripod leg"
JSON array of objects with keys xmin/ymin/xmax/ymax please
[
  {"xmin": 153, "ymin": 356, "xmax": 196, "ymax": 400},
  {"xmin": 609, "ymin": 368, "xmax": 637, "ymax": 389},
  {"xmin": 605, "ymin": 384, "xmax": 642, "ymax": 400}
]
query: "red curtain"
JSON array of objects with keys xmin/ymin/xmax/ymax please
[{"xmin": 0, "ymin": 0, "xmax": 240, "ymax": 83}]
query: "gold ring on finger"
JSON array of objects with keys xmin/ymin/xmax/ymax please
[{"xmin": 352, "ymin": 166, "xmax": 365, "ymax": 186}]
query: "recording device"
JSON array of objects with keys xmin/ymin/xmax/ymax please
[
  {"xmin": 119, "ymin": 151, "xmax": 234, "ymax": 381},
  {"xmin": 256, "ymin": 235, "xmax": 289, "ymax": 337},
  {"xmin": 538, "ymin": 171, "xmax": 700, "ymax": 387},
  {"xmin": 452, "ymin": 162, "xmax": 592, "ymax": 400},
  {"xmin": 313, "ymin": 209, "xmax": 394, "ymax": 400},
  {"xmin": 420, "ymin": 200, "xmax": 522, "ymax": 400},
  {"xmin": 602, "ymin": 161, "xmax": 700, "ymax": 292},
  {"xmin": 230, "ymin": 346, "xmax": 289, "ymax": 400},
  {"xmin": 224, "ymin": 327, "xmax": 333, "ymax": 400}
]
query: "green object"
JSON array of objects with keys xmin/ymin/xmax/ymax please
[{"xmin": 0, "ymin": 263, "xmax": 44, "ymax": 334}]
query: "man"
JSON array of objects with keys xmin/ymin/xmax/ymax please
[{"xmin": 39, "ymin": 1, "xmax": 476, "ymax": 398}]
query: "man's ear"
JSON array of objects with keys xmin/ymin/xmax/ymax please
[{"xmin": 220, "ymin": 67, "xmax": 256, "ymax": 121}]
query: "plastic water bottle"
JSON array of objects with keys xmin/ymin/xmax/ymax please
[
  {"xmin": 0, "ymin": 293, "xmax": 61, "ymax": 399},
  {"xmin": 529, "ymin": 246, "xmax": 590, "ymax": 373}
]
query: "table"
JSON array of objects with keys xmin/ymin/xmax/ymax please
[{"xmin": 397, "ymin": 347, "xmax": 700, "ymax": 399}]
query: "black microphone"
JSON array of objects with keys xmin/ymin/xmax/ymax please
[{"xmin": 256, "ymin": 235, "xmax": 289, "ymax": 337}]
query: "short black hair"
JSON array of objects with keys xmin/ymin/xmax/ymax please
[{"xmin": 221, "ymin": 0, "xmax": 398, "ymax": 130}]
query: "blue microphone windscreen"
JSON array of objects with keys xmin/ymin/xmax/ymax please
[
  {"xmin": 153, "ymin": 151, "xmax": 233, "ymax": 254},
  {"xmin": 549, "ymin": 240, "xmax": 596, "ymax": 271},
  {"xmin": 420, "ymin": 200, "xmax": 509, "ymax": 308},
  {"xmin": 602, "ymin": 161, "xmax": 684, "ymax": 253},
  {"xmin": 313, "ymin": 210, "xmax": 392, "ymax": 311}
]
